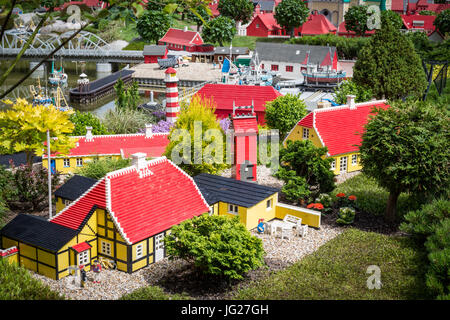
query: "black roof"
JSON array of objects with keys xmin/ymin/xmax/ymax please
[
  {"xmin": 54, "ymin": 175, "xmax": 97, "ymax": 201},
  {"xmin": 0, "ymin": 214, "xmax": 78, "ymax": 252},
  {"xmin": 0, "ymin": 152, "xmax": 42, "ymax": 167},
  {"xmin": 193, "ymin": 173, "xmax": 279, "ymax": 208}
]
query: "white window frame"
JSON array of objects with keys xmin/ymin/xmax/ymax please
[
  {"xmin": 101, "ymin": 241, "xmax": 112, "ymax": 256},
  {"xmin": 136, "ymin": 244, "xmax": 143, "ymax": 259},
  {"xmin": 64, "ymin": 199, "xmax": 71, "ymax": 206},
  {"xmin": 256, "ymin": 23, "xmax": 260, "ymax": 28},
  {"xmin": 340, "ymin": 156, "xmax": 347, "ymax": 172},
  {"xmin": 63, "ymin": 158, "xmax": 70, "ymax": 167},
  {"xmin": 302, "ymin": 128, "xmax": 309, "ymax": 140},
  {"xmin": 76, "ymin": 158, "xmax": 83, "ymax": 167},
  {"xmin": 78, "ymin": 250, "xmax": 89, "ymax": 266},
  {"xmin": 266, "ymin": 199, "xmax": 272, "ymax": 210},
  {"xmin": 209, "ymin": 206, "xmax": 214, "ymax": 216},
  {"xmin": 352, "ymin": 154, "xmax": 357, "ymax": 165},
  {"xmin": 228, "ymin": 204, "xmax": 239, "ymax": 215},
  {"xmin": 331, "ymin": 159, "xmax": 336, "ymax": 170}
]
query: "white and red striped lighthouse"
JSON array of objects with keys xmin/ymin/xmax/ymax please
[{"xmin": 164, "ymin": 67, "xmax": 180, "ymax": 122}]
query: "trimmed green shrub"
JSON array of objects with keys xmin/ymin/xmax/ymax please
[
  {"xmin": 75, "ymin": 157, "xmax": 131, "ymax": 180},
  {"xmin": 0, "ymin": 259, "xmax": 63, "ymax": 300},
  {"xmin": 336, "ymin": 207, "xmax": 356, "ymax": 225},
  {"xmin": 424, "ymin": 219, "xmax": 450, "ymax": 300},
  {"xmin": 69, "ymin": 111, "xmax": 110, "ymax": 136},
  {"xmin": 120, "ymin": 285, "xmax": 190, "ymax": 300},
  {"xmin": 102, "ymin": 108, "xmax": 152, "ymax": 134},
  {"xmin": 165, "ymin": 214, "xmax": 265, "ymax": 280}
]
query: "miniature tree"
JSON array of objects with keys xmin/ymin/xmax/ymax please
[
  {"xmin": 353, "ymin": 21, "xmax": 427, "ymax": 100},
  {"xmin": 264, "ymin": 94, "xmax": 308, "ymax": 140},
  {"xmin": 333, "ymin": 80, "xmax": 373, "ymax": 105},
  {"xmin": 114, "ymin": 79, "xmax": 140, "ymax": 111},
  {"xmin": 275, "ymin": 140, "xmax": 335, "ymax": 203},
  {"xmin": 165, "ymin": 214, "xmax": 265, "ymax": 280},
  {"xmin": 218, "ymin": 0, "xmax": 254, "ymax": 25},
  {"xmin": 434, "ymin": 9, "xmax": 450, "ymax": 36},
  {"xmin": 69, "ymin": 111, "xmax": 110, "ymax": 136},
  {"xmin": 274, "ymin": 0, "xmax": 309, "ymax": 38},
  {"xmin": 201, "ymin": 16, "xmax": 236, "ymax": 46},
  {"xmin": 359, "ymin": 101, "xmax": 449, "ymax": 223},
  {"xmin": 136, "ymin": 10, "xmax": 172, "ymax": 43},
  {"xmin": 187, "ymin": 5, "xmax": 210, "ymax": 31},
  {"xmin": 344, "ymin": 5, "xmax": 370, "ymax": 37},
  {"xmin": 164, "ymin": 95, "xmax": 229, "ymax": 176},
  {"xmin": 0, "ymin": 98, "xmax": 76, "ymax": 167}
]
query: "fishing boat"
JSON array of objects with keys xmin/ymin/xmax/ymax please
[
  {"xmin": 302, "ymin": 66, "xmax": 346, "ymax": 85},
  {"xmin": 30, "ymin": 78, "xmax": 72, "ymax": 112},
  {"xmin": 48, "ymin": 58, "xmax": 68, "ymax": 87}
]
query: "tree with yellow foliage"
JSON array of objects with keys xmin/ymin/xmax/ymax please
[{"xmin": 0, "ymin": 99, "xmax": 76, "ymax": 167}]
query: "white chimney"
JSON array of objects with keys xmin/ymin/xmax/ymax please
[
  {"xmin": 85, "ymin": 126, "xmax": 93, "ymax": 141},
  {"xmin": 131, "ymin": 152, "xmax": 147, "ymax": 170},
  {"xmin": 347, "ymin": 95, "xmax": 356, "ymax": 110},
  {"xmin": 145, "ymin": 123, "xmax": 153, "ymax": 138},
  {"xmin": 184, "ymin": 26, "xmax": 188, "ymax": 32}
]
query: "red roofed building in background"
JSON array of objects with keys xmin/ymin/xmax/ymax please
[
  {"xmin": 284, "ymin": 96, "xmax": 390, "ymax": 175},
  {"xmin": 158, "ymin": 27, "xmax": 204, "ymax": 52},
  {"xmin": 54, "ymin": 0, "xmax": 107, "ymax": 11},
  {"xmin": 42, "ymin": 127, "xmax": 170, "ymax": 174},
  {"xmin": 401, "ymin": 13, "xmax": 437, "ymax": 35},
  {"xmin": 247, "ymin": 12, "xmax": 336, "ymax": 37},
  {"xmin": 231, "ymin": 105, "xmax": 259, "ymax": 182},
  {"xmin": 195, "ymin": 84, "xmax": 282, "ymax": 125},
  {"xmin": 407, "ymin": 0, "xmax": 450, "ymax": 15}
]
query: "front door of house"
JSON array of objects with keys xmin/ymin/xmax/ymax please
[{"xmin": 154, "ymin": 233, "xmax": 165, "ymax": 262}]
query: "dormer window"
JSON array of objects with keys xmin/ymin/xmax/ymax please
[{"xmin": 302, "ymin": 128, "xmax": 309, "ymax": 140}]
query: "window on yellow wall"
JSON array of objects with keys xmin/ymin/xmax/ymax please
[
  {"xmin": 340, "ymin": 156, "xmax": 347, "ymax": 172},
  {"xmin": 101, "ymin": 241, "xmax": 111, "ymax": 256},
  {"xmin": 228, "ymin": 204, "xmax": 238, "ymax": 215},
  {"xmin": 331, "ymin": 159, "xmax": 336, "ymax": 170},
  {"xmin": 352, "ymin": 154, "xmax": 357, "ymax": 165},
  {"xmin": 136, "ymin": 244, "xmax": 143, "ymax": 259},
  {"xmin": 78, "ymin": 250, "xmax": 89, "ymax": 265},
  {"xmin": 266, "ymin": 199, "xmax": 272, "ymax": 210},
  {"xmin": 302, "ymin": 128, "xmax": 309, "ymax": 140},
  {"xmin": 63, "ymin": 158, "xmax": 70, "ymax": 167},
  {"xmin": 76, "ymin": 158, "xmax": 83, "ymax": 167},
  {"xmin": 64, "ymin": 199, "xmax": 71, "ymax": 206}
]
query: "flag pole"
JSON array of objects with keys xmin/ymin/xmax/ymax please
[{"xmin": 47, "ymin": 129, "xmax": 52, "ymax": 219}]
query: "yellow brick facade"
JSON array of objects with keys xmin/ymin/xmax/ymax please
[{"xmin": 43, "ymin": 155, "xmax": 122, "ymax": 175}]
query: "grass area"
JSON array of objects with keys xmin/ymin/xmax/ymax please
[
  {"xmin": 0, "ymin": 259, "xmax": 64, "ymax": 300},
  {"xmin": 235, "ymin": 229, "xmax": 430, "ymax": 300},
  {"xmin": 331, "ymin": 173, "xmax": 423, "ymax": 218},
  {"xmin": 120, "ymin": 285, "xmax": 191, "ymax": 300}
]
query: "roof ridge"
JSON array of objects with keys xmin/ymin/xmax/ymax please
[
  {"xmin": 71, "ymin": 132, "xmax": 170, "ymax": 139},
  {"xmin": 313, "ymin": 99, "xmax": 387, "ymax": 114},
  {"xmin": 49, "ymin": 178, "xmax": 105, "ymax": 225}
]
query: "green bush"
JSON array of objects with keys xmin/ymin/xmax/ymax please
[
  {"xmin": 165, "ymin": 214, "xmax": 265, "ymax": 280},
  {"xmin": 400, "ymin": 199, "xmax": 450, "ymax": 240},
  {"xmin": 336, "ymin": 207, "xmax": 356, "ymax": 225},
  {"xmin": 120, "ymin": 285, "xmax": 190, "ymax": 300},
  {"xmin": 289, "ymin": 34, "xmax": 369, "ymax": 60},
  {"xmin": 69, "ymin": 111, "xmax": 110, "ymax": 136},
  {"xmin": 102, "ymin": 108, "xmax": 152, "ymax": 134},
  {"xmin": 0, "ymin": 259, "xmax": 63, "ymax": 300},
  {"xmin": 424, "ymin": 219, "xmax": 450, "ymax": 300},
  {"xmin": 76, "ymin": 157, "xmax": 131, "ymax": 180}
]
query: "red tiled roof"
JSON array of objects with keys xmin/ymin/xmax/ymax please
[
  {"xmin": 401, "ymin": 14, "xmax": 436, "ymax": 34},
  {"xmin": 299, "ymin": 13, "xmax": 337, "ymax": 35},
  {"xmin": 72, "ymin": 242, "xmax": 92, "ymax": 253},
  {"xmin": 408, "ymin": 0, "xmax": 450, "ymax": 14},
  {"xmin": 195, "ymin": 84, "xmax": 282, "ymax": 113},
  {"xmin": 159, "ymin": 28, "xmax": 203, "ymax": 46},
  {"xmin": 51, "ymin": 157, "xmax": 210, "ymax": 244},
  {"xmin": 51, "ymin": 180, "xmax": 106, "ymax": 230},
  {"xmin": 106, "ymin": 157, "xmax": 210, "ymax": 244},
  {"xmin": 44, "ymin": 133, "xmax": 169, "ymax": 159},
  {"xmin": 295, "ymin": 101, "xmax": 390, "ymax": 156},
  {"xmin": 391, "ymin": 0, "xmax": 406, "ymax": 13},
  {"xmin": 257, "ymin": 13, "xmax": 281, "ymax": 30}
]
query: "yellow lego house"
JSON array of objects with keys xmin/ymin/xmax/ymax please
[{"xmin": 284, "ymin": 96, "xmax": 390, "ymax": 175}]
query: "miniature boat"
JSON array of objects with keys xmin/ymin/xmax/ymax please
[{"xmin": 48, "ymin": 58, "xmax": 68, "ymax": 87}]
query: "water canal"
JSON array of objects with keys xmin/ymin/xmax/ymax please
[{"xmin": 0, "ymin": 60, "xmax": 165, "ymax": 117}]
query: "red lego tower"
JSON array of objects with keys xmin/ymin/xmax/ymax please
[{"xmin": 231, "ymin": 102, "xmax": 258, "ymax": 182}]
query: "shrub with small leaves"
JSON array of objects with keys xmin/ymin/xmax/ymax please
[
  {"xmin": 165, "ymin": 214, "xmax": 265, "ymax": 280},
  {"xmin": 336, "ymin": 207, "xmax": 356, "ymax": 225}
]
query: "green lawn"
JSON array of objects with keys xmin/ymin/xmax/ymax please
[
  {"xmin": 331, "ymin": 173, "xmax": 423, "ymax": 218},
  {"xmin": 0, "ymin": 259, "xmax": 63, "ymax": 300},
  {"xmin": 234, "ymin": 229, "xmax": 430, "ymax": 300}
]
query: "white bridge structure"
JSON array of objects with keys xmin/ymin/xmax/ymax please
[{"xmin": 0, "ymin": 30, "xmax": 144, "ymax": 63}]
